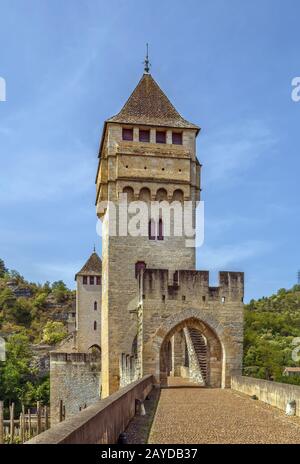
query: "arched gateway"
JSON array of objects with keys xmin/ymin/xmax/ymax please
[
  {"xmin": 159, "ymin": 317, "xmax": 222, "ymax": 388},
  {"xmin": 144, "ymin": 307, "xmax": 240, "ymax": 389}
]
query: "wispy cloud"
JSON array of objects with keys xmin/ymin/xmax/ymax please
[
  {"xmin": 199, "ymin": 239, "xmax": 272, "ymax": 270},
  {"xmin": 1, "ymin": 143, "xmax": 95, "ymax": 205},
  {"xmin": 201, "ymin": 120, "xmax": 277, "ymax": 186}
]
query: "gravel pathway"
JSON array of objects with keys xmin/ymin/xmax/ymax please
[{"xmin": 148, "ymin": 388, "xmax": 300, "ymax": 444}]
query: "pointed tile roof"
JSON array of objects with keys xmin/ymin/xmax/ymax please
[
  {"xmin": 107, "ymin": 73, "xmax": 199, "ymax": 131},
  {"xmin": 75, "ymin": 252, "xmax": 102, "ymax": 279}
]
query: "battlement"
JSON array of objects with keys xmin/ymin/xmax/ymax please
[
  {"xmin": 50, "ymin": 352, "xmax": 100, "ymax": 364},
  {"xmin": 142, "ymin": 269, "xmax": 244, "ymax": 303}
]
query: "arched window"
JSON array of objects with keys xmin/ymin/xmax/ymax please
[
  {"xmin": 94, "ymin": 301, "xmax": 97, "ymax": 311},
  {"xmin": 94, "ymin": 321, "xmax": 97, "ymax": 331},
  {"xmin": 148, "ymin": 219, "xmax": 156, "ymax": 240},
  {"xmin": 139, "ymin": 187, "xmax": 151, "ymax": 202},
  {"xmin": 122, "ymin": 186, "xmax": 134, "ymax": 202},
  {"xmin": 172, "ymin": 189, "xmax": 184, "ymax": 202},
  {"xmin": 156, "ymin": 188, "xmax": 168, "ymax": 201}
]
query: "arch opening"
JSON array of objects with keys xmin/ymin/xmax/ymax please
[{"xmin": 159, "ymin": 317, "xmax": 222, "ymax": 388}]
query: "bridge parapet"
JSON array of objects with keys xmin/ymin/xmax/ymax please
[
  {"xmin": 26, "ymin": 375, "xmax": 154, "ymax": 444},
  {"xmin": 142, "ymin": 269, "xmax": 244, "ymax": 303}
]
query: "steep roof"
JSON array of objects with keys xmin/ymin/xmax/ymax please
[
  {"xmin": 107, "ymin": 73, "xmax": 199, "ymax": 131},
  {"xmin": 75, "ymin": 252, "xmax": 102, "ymax": 279}
]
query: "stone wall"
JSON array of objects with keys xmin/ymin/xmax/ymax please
[
  {"xmin": 231, "ymin": 375, "xmax": 300, "ymax": 417},
  {"xmin": 27, "ymin": 375, "xmax": 154, "ymax": 444},
  {"xmin": 50, "ymin": 352, "xmax": 101, "ymax": 425}
]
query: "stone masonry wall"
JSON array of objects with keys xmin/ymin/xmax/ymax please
[
  {"xmin": 50, "ymin": 352, "xmax": 101, "ymax": 426},
  {"xmin": 231, "ymin": 375, "xmax": 300, "ymax": 417}
]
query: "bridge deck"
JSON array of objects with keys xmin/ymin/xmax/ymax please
[{"xmin": 148, "ymin": 387, "xmax": 300, "ymax": 444}]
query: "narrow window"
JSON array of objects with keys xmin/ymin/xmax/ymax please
[
  {"xmin": 94, "ymin": 321, "xmax": 97, "ymax": 330},
  {"xmin": 174, "ymin": 271, "xmax": 179, "ymax": 285},
  {"xmin": 83, "ymin": 276, "xmax": 87, "ymax": 285},
  {"xmin": 202, "ymin": 296, "xmax": 206, "ymax": 302},
  {"xmin": 94, "ymin": 301, "xmax": 97, "ymax": 311},
  {"xmin": 221, "ymin": 296, "xmax": 226, "ymax": 304},
  {"xmin": 135, "ymin": 261, "xmax": 146, "ymax": 278},
  {"xmin": 158, "ymin": 218, "xmax": 164, "ymax": 240},
  {"xmin": 90, "ymin": 276, "xmax": 94, "ymax": 285},
  {"xmin": 172, "ymin": 132, "xmax": 182, "ymax": 145},
  {"xmin": 96, "ymin": 276, "xmax": 101, "ymax": 285},
  {"xmin": 122, "ymin": 128, "xmax": 133, "ymax": 141},
  {"xmin": 139, "ymin": 129, "xmax": 150, "ymax": 142},
  {"xmin": 156, "ymin": 130, "xmax": 166, "ymax": 144},
  {"xmin": 148, "ymin": 219, "xmax": 156, "ymax": 240}
]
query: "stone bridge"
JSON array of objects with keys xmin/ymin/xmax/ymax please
[{"xmin": 27, "ymin": 375, "xmax": 300, "ymax": 444}]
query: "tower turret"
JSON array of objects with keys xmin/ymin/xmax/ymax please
[{"xmin": 96, "ymin": 72, "xmax": 201, "ymax": 396}]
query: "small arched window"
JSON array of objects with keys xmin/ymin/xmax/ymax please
[
  {"xmin": 122, "ymin": 186, "xmax": 134, "ymax": 202},
  {"xmin": 94, "ymin": 301, "xmax": 97, "ymax": 311},
  {"xmin": 156, "ymin": 188, "xmax": 168, "ymax": 202},
  {"xmin": 94, "ymin": 321, "xmax": 97, "ymax": 331},
  {"xmin": 139, "ymin": 187, "xmax": 151, "ymax": 202}
]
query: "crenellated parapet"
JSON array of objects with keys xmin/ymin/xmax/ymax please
[
  {"xmin": 142, "ymin": 269, "xmax": 244, "ymax": 303},
  {"xmin": 50, "ymin": 352, "xmax": 101, "ymax": 364}
]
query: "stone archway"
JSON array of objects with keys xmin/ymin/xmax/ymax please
[
  {"xmin": 148, "ymin": 308, "xmax": 236, "ymax": 388},
  {"xmin": 159, "ymin": 317, "xmax": 222, "ymax": 387}
]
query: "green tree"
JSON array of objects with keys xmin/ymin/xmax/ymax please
[
  {"xmin": 0, "ymin": 259, "xmax": 7, "ymax": 278},
  {"xmin": 0, "ymin": 333, "xmax": 33, "ymax": 403},
  {"xmin": 51, "ymin": 280, "xmax": 68, "ymax": 303},
  {"xmin": 0, "ymin": 288, "xmax": 16, "ymax": 310},
  {"xmin": 42, "ymin": 321, "xmax": 67, "ymax": 345}
]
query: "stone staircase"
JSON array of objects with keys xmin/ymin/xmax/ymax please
[{"xmin": 188, "ymin": 328, "xmax": 208, "ymax": 384}]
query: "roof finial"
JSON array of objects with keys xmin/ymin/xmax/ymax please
[
  {"xmin": 93, "ymin": 244, "xmax": 96, "ymax": 253},
  {"xmin": 144, "ymin": 43, "xmax": 150, "ymax": 74}
]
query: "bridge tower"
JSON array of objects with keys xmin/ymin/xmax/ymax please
[{"xmin": 96, "ymin": 70, "xmax": 201, "ymax": 396}]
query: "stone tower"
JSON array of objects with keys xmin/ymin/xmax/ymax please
[
  {"xmin": 96, "ymin": 72, "xmax": 203, "ymax": 396},
  {"xmin": 75, "ymin": 251, "xmax": 102, "ymax": 352}
]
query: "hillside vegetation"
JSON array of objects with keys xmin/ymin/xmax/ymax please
[
  {"xmin": 0, "ymin": 259, "xmax": 74, "ymax": 409},
  {"xmin": 244, "ymin": 285, "xmax": 300, "ymax": 385}
]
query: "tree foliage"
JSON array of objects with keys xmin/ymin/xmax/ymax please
[
  {"xmin": 0, "ymin": 261, "xmax": 74, "ymax": 407},
  {"xmin": 244, "ymin": 286, "xmax": 300, "ymax": 385}
]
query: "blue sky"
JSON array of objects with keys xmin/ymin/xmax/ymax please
[{"xmin": 0, "ymin": 0, "xmax": 299, "ymax": 301}]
